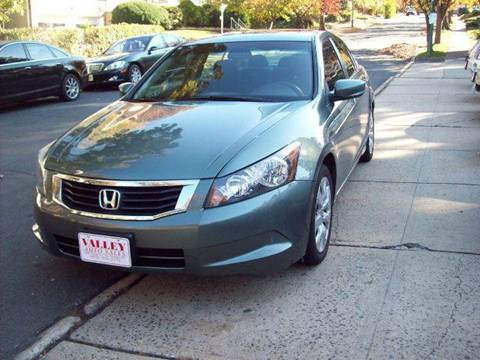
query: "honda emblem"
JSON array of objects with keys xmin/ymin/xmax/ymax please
[{"xmin": 99, "ymin": 189, "xmax": 121, "ymax": 210}]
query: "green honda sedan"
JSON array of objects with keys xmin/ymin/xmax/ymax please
[{"xmin": 33, "ymin": 31, "xmax": 375, "ymax": 274}]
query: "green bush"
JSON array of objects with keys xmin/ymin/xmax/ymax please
[
  {"xmin": 179, "ymin": 0, "xmax": 203, "ymax": 26},
  {"xmin": 384, "ymin": 0, "xmax": 397, "ymax": 19},
  {"xmin": 0, "ymin": 27, "xmax": 82, "ymax": 54},
  {"xmin": 112, "ymin": 1, "xmax": 172, "ymax": 29},
  {"xmin": 165, "ymin": 7, "xmax": 183, "ymax": 29}
]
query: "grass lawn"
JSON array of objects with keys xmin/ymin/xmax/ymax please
[
  {"xmin": 416, "ymin": 42, "xmax": 448, "ymax": 60},
  {"xmin": 415, "ymin": 31, "xmax": 451, "ymax": 61}
]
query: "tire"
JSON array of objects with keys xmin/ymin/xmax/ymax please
[
  {"xmin": 360, "ymin": 106, "xmax": 374, "ymax": 163},
  {"xmin": 128, "ymin": 64, "xmax": 142, "ymax": 84},
  {"xmin": 476, "ymin": 83, "xmax": 480, "ymax": 91},
  {"xmin": 60, "ymin": 73, "xmax": 81, "ymax": 101},
  {"xmin": 304, "ymin": 164, "xmax": 334, "ymax": 266}
]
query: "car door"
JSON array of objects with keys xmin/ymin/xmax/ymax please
[
  {"xmin": 331, "ymin": 36, "xmax": 368, "ymax": 162},
  {"xmin": 24, "ymin": 43, "xmax": 63, "ymax": 95},
  {"xmin": 141, "ymin": 35, "xmax": 169, "ymax": 70},
  {"xmin": 0, "ymin": 43, "xmax": 31, "ymax": 102},
  {"xmin": 321, "ymin": 37, "xmax": 356, "ymax": 185}
]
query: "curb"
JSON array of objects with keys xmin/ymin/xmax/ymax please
[
  {"xmin": 15, "ymin": 273, "xmax": 146, "ymax": 360},
  {"xmin": 84, "ymin": 272, "xmax": 145, "ymax": 316},
  {"xmin": 374, "ymin": 59, "xmax": 415, "ymax": 96},
  {"xmin": 15, "ymin": 316, "xmax": 82, "ymax": 360}
]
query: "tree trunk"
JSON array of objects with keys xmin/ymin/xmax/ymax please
[
  {"xmin": 434, "ymin": 6, "xmax": 447, "ymax": 44},
  {"xmin": 319, "ymin": 13, "xmax": 326, "ymax": 30}
]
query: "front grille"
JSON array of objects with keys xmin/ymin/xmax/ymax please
[
  {"xmin": 136, "ymin": 248, "xmax": 185, "ymax": 268},
  {"xmin": 56, "ymin": 235, "xmax": 80, "ymax": 257},
  {"xmin": 61, "ymin": 179, "xmax": 182, "ymax": 217},
  {"xmin": 54, "ymin": 235, "xmax": 185, "ymax": 268},
  {"xmin": 87, "ymin": 63, "xmax": 104, "ymax": 74}
]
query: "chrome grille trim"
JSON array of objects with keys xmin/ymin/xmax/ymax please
[
  {"xmin": 52, "ymin": 174, "xmax": 199, "ymax": 221},
  {"xmin": 87, "ymin": 63, "xmax": 104, "ymax": 74}
]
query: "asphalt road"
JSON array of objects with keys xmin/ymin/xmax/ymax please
[{"xmin": 0, "ymin": 18, "xmax": 423, "ymax": 358}]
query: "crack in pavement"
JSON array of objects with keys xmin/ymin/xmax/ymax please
[
  {"xmin": 423, "ymin": 257, "xmax": 464, "ymax": 360},
  {"xmin": 331, "ymin": 242, "xmax": 480, "ymax": 256},
  {"xmin": 67, "ymin": 339, "xmax": 175, "ymax": 360}
]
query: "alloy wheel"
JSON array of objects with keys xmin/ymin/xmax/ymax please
[
  {"xmin": 65, "ymin": 76, "xmax": 79, "ymax": 99},
  {"xmin": 129, "ymin": 65, "xmax": 142, "ymax": 83},
  {"xmin": 314, "ymin": 176, "xmax": 332, "ymax": 253}
]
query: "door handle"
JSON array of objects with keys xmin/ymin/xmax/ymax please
[{"xmin": 24, "ymin": 66, "xmax": 32, "ymax": 70}]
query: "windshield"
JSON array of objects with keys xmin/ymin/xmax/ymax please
[
  {"xmin": 131, "ymin": 41, "xmax": 314, "ymax": 102},
  {"xmin": 105, "ymin": 36, "xmax": 151, "ymax": 55}
]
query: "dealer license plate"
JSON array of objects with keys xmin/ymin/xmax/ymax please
[{"xmin": 78, "ymin": 232, "xmax": 131, "ymax": 268}]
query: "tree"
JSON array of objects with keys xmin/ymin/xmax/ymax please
[
  {"xmin": 0, "ymin": 0, "xmax": 25, "ymax": 28},
  {"xmin": 433, "ymin": 0, "xmax": 455, "ymax": 44},
  {"xmin": 243, "ymin": 0, "xmax": 291, "ymax": 28},
  {"xmin": 413, "ymin": 0, "xmax": 434, "ymax": 49}
]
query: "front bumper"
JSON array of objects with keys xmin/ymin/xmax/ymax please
[
  {"xmin": 87, "ymin": 69, "xmax": 129, "ymax": 85},
  {"xmin": 33, "ymin": 180, "xmax": 313, "ymax": 275}
]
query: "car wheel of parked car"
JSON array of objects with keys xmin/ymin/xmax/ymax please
[
  {"xmin": 304, "ymin": 164, "xmax": 334, "ymax": 266},
  {"xmin": 128, "ymin": 64, "xmax": 142, "ymax": 84},
  {"xmin": 360, "ymin": 107, "xmax": 375, "ymax": 162},
  {"xmin": 61, "ymin": 74, "xmax": 81, "ymax": 101}
]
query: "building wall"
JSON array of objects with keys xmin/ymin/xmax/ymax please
[{"xmin": 6, "ymin": 0, "xmax": 181, "ymax": 29}]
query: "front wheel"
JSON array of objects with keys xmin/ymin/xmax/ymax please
[
  {"xmin": 60, "ymin": 74, "xmax": 81, "ymax": 101},
  {"xmin": 304, "ymin": 165, "xmax": 334, "ymax": 266},
  {"xmin": 128, "ymin": 64, "xmax": 142, "ymax": 84},
  {"xmin": 360, "ymin": 107, "xmax": 374, "ymax": 162}
]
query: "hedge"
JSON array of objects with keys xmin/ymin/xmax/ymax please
[
  {"xmin": 112, "ymin": 1, "xmax": 172, "ymax": 29},
  {"xmin": 0, "ymin": 24, "xmax": 166, "ymax": 58},
  {"xmin": 384, "ymin": 0, "xmax": 397, "ymax": 19},
  {"xmin": 0, "ymin": 27, "xmax": 82, "ymax": 54}
]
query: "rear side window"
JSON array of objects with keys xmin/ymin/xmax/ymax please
[
  {"xmin": 0, "ymin": 44, "xmax": 29, "ymax": 64},
  {"xmin": 322, "ymin": 39, "xmax": 345, "ymax": 90},
  {"xmin": 49, "ymin": 46, "xmax": 68, "ymax": 58},
  {"xmin": 332, "ymin": 38, "xmax": 356, "ymax": 76},
  {"xmin": 26, "ymin": 43, "xmax": 54, "ymax": 60},
  {"xmin": 149, "ymin": 35, "xmax": 166, "ymax": 49}
]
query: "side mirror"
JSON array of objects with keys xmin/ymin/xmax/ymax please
[
  {"xmin": 331, "ymin": 79, "xmax": 366, "ymax": 101},
  {"xmin": 148, "ymin": 46, "xmax": 159, "ymax": 54},
  {"xmin": 118, "ymin": 82, "xmax": 133, "ymax": 96}
]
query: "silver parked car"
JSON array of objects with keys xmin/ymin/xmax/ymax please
[{"xmin": 33, "ymin": 32, "xmax": 375, "ymax": 274}]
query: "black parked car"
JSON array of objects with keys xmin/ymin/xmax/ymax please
[
  {"xmin": 86, "ymin": 33, "xmax": 184, "ymax": 86},
  {"xmin": 0, "ymin": 40, "xmax": 87, "ymax": 104}
]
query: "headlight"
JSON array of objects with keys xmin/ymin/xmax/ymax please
[
  {"xmin": 36, "ymin": 142, "xmax": 53, "ymax": 195},
  {"xmin": 104, "ymin": 60, "xmax": 127, "ymax": 71},
  {"xmin": 206, "ymin": 142, "xmax": 301, "ymax": 208}
]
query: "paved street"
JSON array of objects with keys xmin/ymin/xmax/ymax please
[{"xmin": 0, "ymin": 15, "xmax": 469, "ymax": 359}]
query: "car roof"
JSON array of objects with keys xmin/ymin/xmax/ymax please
[{"xmin": 189, "ymin": 31, "xmax": 323, "ymax": 45}]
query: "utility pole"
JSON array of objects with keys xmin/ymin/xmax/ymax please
[
  {"xmin": 351, "ymin": 0, "xmax": 354, "ymax": 28},
  {"xmin": 427, "ymin": 0, "xmax": 436, "ymax": 57},
  {"xmin": 220, "ymin": 3, "xmax": 227, "ymax": 34}
]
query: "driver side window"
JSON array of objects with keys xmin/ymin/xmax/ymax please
[{"xmin": 322, "ymin": 39, "xmax": 346, "ymax": 91}]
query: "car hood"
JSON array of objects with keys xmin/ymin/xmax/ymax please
[
  {"xmin": 87, "ymin": 53, "xmax": 133, "ymax": 64},
  {"xmin": 45, "ymin": 100, "xmax": 305, "ymax": 180}
]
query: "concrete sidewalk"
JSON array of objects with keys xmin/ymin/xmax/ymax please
[{"xmin": 33, "ymin": 59, "xmax": 480, "ymax": 359}]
